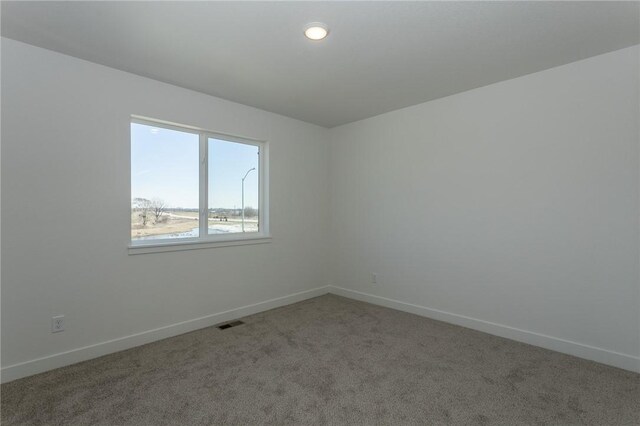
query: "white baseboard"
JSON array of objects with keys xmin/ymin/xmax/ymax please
[
  {"xmin": 1, "ymin": 286, "xmax": 330, "ymax": 383},
  {"xmin": 328, "ymin": 285, "xmax": 640, "ymax": 373},
  {"xmin": 4, "ymin": 284, "xmax": 637, "ymax": 383}
]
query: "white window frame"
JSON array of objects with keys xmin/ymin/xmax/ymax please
[{"xmin": 128, "ymin": 116, "xmax": 270, "ymax": 255}]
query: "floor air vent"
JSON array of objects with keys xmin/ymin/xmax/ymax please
[{"xmin": 218, "ymin": 320, "xmax": 244, "ymax": 330}]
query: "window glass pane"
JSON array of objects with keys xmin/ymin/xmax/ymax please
[
  {"xmin": 131, "ymin": 123, "xmax": 199, "ymax": 241},
  {"xmin": 208, "ymin": 138, "xmax": 259, "ymax": 234}
]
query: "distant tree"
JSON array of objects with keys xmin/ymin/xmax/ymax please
[
  {"xmin": 133, "ymin": 197, "xmax": 152, "ymax": 226},
  {"xmin": 243, "ymin": 206, "xmax": 257, "ymax": 218},
  {"xmin": 151, "ymin": 198, "xmax": 167, "ymax": 223}
]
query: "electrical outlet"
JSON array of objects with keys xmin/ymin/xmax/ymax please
[
  {"xmin": 52, "ymin": 315, "xmax": 65, "ymax": 333},
  {"xmin": 371, "ymin": 273, "xmax": 378, "ymax": 284}
]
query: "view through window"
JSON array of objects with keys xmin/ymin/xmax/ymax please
[
  {"xmin": 208, "ymin": 138, "xmax": 259, "ymax": 234},
  {"xmin": 131, "ymin": 120, "xmax": 263, "ymax": 243}
]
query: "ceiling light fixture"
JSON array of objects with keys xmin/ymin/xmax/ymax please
[{"xmin": 304, "ymin": 23, "xmax": 329, "ymax": 41}]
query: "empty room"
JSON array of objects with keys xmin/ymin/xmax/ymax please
[{"xmin": 1, "ymin": 1, "xmax": 639, "ymax": 425}]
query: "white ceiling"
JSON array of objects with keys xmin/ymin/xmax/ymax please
[{"xmin": 2, "ymin": 1, "xmax": 639, "ymax": 128}]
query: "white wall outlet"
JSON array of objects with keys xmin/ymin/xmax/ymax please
[
  {"xmin": 52, "ymin": 315, "xmax": 65, "ymax": 333},
  {"xmin": 371, "ymin": 273, "xmax": 378, "ymax": 284}
]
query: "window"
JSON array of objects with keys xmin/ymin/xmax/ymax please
[{"xmin": 130, "ymin": 118, "xmax": 268, "ymax": 252}]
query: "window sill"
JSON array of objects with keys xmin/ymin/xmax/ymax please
[{"xmin": 128, "ymin": 234, "xmax": 272, "ymax": 255}]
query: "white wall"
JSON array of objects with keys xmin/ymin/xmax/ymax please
[
  {"xmin": 2, "ymin": 38, "xmax": 639, "ymax": 380},
  {"xmin": 329, "ymin": 46, "xmax": 640, "ymax": 371},
  {"xmin": 1, "ymin": 38, "xmax": 330, "ymax": 380}
]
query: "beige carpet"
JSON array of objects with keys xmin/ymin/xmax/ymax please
[{"xmin": 2, "ymin": 294, "xmax": 639, "ymax": 425}]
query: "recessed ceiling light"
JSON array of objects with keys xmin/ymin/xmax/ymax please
[{"xmin": 304, "ymin": 23, "xmax": 329, "ymax": 41}]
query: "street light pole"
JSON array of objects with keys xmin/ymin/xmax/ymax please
[{"xmin": 241, "ymin": 167, "xmax": 256, "ymax": 232}]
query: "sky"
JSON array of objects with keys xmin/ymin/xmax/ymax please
[{"xmin": 131, "ymin": 123, "xmax": 259, "ymax": 210}]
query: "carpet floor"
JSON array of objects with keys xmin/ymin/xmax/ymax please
[{"xmin": 1, "ymin": 294, "xmax": 638, "ymax": 425}]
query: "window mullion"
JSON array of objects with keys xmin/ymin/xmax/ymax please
[{"xmin": 199, "ymin": 133, "xmax": 208, "ymax": 239}]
